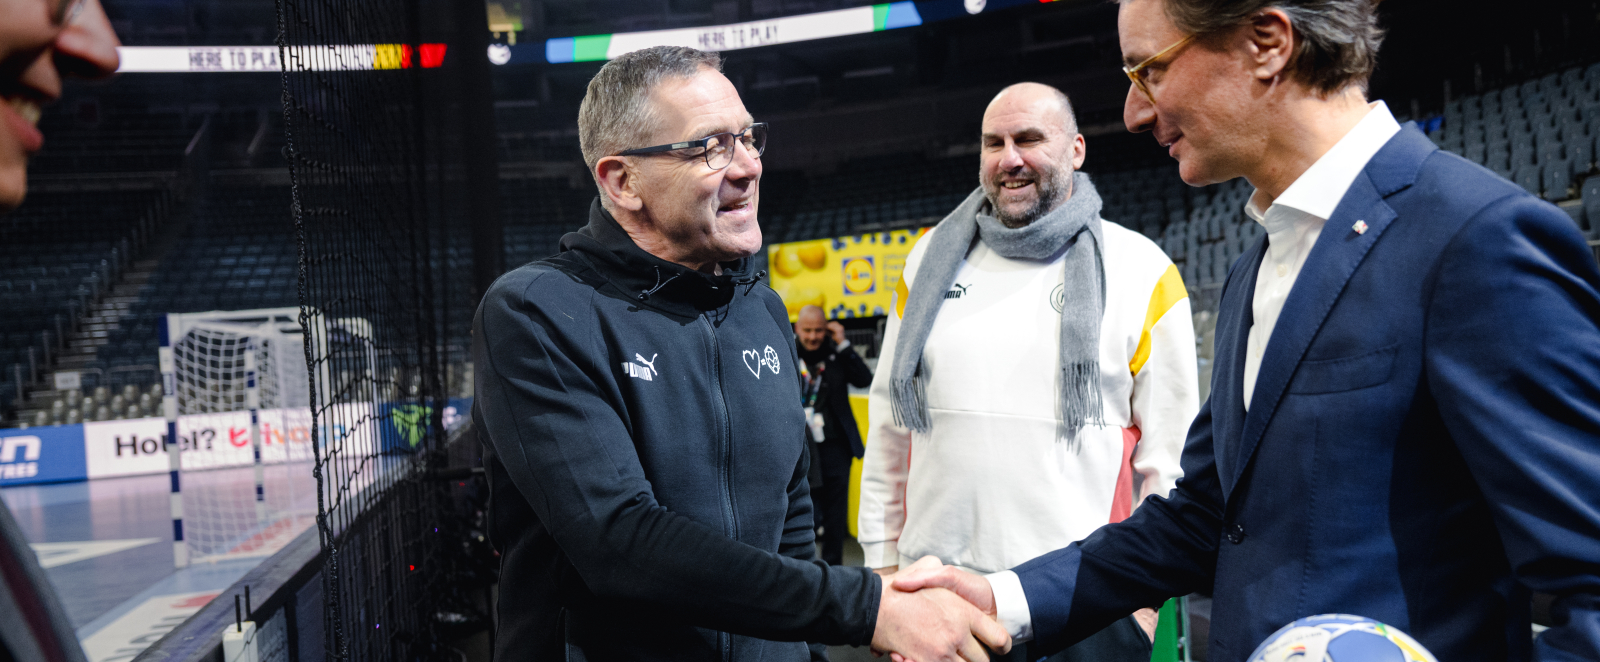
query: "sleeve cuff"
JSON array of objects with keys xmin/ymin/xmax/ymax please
[
  {"xmin": 836, "ymin": 339, "xmax": 851, "ymax": 351},
  {"xmin": 985, "ymin": 570, "xmax": 1034, "ymax": 643},
  {"xmin": 860, "ymin": 540, "xmax": 898, "ymax": 569}
]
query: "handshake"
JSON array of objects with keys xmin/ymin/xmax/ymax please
[{"xmin": 868, "ymin": 556, "xmax": 1010, "ymax": 662}]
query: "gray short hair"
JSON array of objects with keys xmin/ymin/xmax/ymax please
[
  {"xmin": 578, "ymin": 46, "xmax": 723, "ymax": 194},
  {"xmin": 1147, "ymin": 0, "xmax": 1384, "ymax": 94}
]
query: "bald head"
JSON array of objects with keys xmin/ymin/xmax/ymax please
[
  {"xmin": 980, "ymin": 82, "xmax": 1087, "ymax": 227},
  {"xmin": 986, "ymin": 83, "xmax": 1078, "ymax": 136},
  {"xmin": 795, "ymin": 305, "xmax": 829, "ymax": 351}
]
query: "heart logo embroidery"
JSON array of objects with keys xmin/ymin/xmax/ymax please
[
  {"xmin": 743, "ymin": 349, "xmax": 763, "ymax": 378},
  {"xmin": 742, "ymin": 345, "xmax": 782, "ymax": 378},
  {"xmin": 763, "ymin": 346, "xmax": 781, "ymax": 375}
]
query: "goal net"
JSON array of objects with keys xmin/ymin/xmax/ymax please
[{"xmin": 161, "ymin": 308, "xmax": 324, "ymax": 566}]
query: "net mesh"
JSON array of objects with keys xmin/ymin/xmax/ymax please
[
  {"xmin": 275, "ymin": 0, "xmax": 458, "ymax": 655},
  {"xmin": 166, "ymin": 311, "xmax": 318, "ymax": 564}
]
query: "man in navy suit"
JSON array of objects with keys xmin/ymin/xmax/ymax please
[{"xmin": 891, "ymin": 0, "xmax": 1600, "ymax": 660}]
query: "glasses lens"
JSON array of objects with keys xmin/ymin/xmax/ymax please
[
  {"xmin": 704, "ymin": 134, "xmax": 734, "ymax": 170},
  {"xmin": 746, "ymin": 124, "xmax": 767, "ymax": 159},
  {"xmin": 54, "ymin": 0, "xmax": 83, "ymax": 25},
  {"xmin": 704, "ymin": 125, "xmax": 766, "ymax": 170},
  {"xmin": 1132, "ymin": 74, "xmax": 1153, "ymax": 104}
]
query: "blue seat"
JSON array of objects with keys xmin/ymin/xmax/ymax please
[
  {"xmin": 1510, "ymin": 148, "xmax": 1536, "ymax": 173},
  {"xmin": 1571, "ymin": 134, "xmax": 1595, "ymax": 172},
  {"xmin": 1515, "ymin": 167, "xmax": 1542, "ymax": 196},
  {"xmin": 1544, "ymin": 160, "xmax": 1572, "ymax": 200},
  {"xmin": 1562, "ymin": 201, "xmax": 1586, "ymax": 232},
  {"xmin": 1583, "ymin": 178, "xmax": 1600, "ymax": 239}
]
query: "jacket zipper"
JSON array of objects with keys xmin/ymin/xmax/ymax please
[{"xmin": 700, "ymin": 314, "xmax": 737, "ymax": 662}]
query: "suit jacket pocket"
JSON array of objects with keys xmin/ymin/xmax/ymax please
[{"xmin": 1289, "ymin": 343, "xmax": 1399, "ymax": 394}]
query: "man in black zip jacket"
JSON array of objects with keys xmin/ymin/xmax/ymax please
[{"xmin": 471, "ymin": 45, "xmax": 1009, "ymax": 662}]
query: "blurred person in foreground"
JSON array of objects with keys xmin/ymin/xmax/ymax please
[
  {"xmin": 0, "ymin": 0, "xmax": 118, "ymax": 658},
  {"xmin": 1, "ymin": 0, "xmax": 119, "ymax": 210},
  {"xmin": 471, "ymin": 45, "xmax": 1008, "ymax": 662},
  {"xmin": 793, "ymin": 304, "xmax": 873, "ymax": 566},
  {"xmin": 858, "ymin": 81, "xmax": 1197, "ymax": 662},
  {"xmin": 892, "ymin": 0, "xmax": 1600, "ymax": 660}
]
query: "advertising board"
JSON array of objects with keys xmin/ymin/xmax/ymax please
[
  {"xmin": 767, "ymin": 228, "xmax": 927, "ymax": 321},
  {"xmin": 0, "ymin": 426, "xmax": 87, "ymax": 486},
  {"xmin": 0, "ymin": 398, "xmax": 472, "ymax": 487}
]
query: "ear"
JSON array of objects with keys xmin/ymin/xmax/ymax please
[
  {"xmin": 595, "ymin": 156, "xmax": 644, "ymax": 212},
  {"xmin": 1069, "ymin": 133, "xmax": 1087, "ymax": 170},
  {"xmin": 1247, "ymin": 8, "xmax": 1295, "ymax": 82}
]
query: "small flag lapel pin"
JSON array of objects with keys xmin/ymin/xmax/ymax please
[{"xmin": 1353, "ymin": 220, "xmax": 1368, "ymax": 235}]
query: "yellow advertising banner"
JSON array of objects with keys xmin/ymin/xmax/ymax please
[{"xmin": 767, "ymin": 228, "xmax": 929, "ymax": 321}]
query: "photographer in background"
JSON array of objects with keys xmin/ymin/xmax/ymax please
[{"xmin": 794, "ymin": 304, "xmax": 873, "ymax": 566}]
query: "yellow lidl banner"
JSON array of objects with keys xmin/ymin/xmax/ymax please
[{"xmin": 768, "ymin": 228, "xmax": 928, "ymax": 321}]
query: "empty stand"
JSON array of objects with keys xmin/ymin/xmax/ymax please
[
  {"xmin": 2, "ymin": 189, "xmax": 170, "ymax": 424},
  {"xmin": 1432, "ymin": 63, "xmax": 1600, "ymax": 238}
]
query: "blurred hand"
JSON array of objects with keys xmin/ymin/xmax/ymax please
[
  {"xmin": 1132, "ymin": 607, "xmax": 1158, "ymax": 642},
  {"xmin": 872, "ymin": 580, "xmax": 1010, "ymax": 662},
  {"xmin": 873, "ymin": 565, "xmax": 899, "ymax": 576},
  {"xmin": 827, "ymin": 320, "xmax": 847, "ymax": 345},
  {"xmin": 891, "ymin": 557, "xmax": 997, "ymax": 618}
]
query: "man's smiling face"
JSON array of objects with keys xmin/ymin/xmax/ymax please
[
  {"xmin": 1119, "ymin": 0, "xmax": 1260, "ymax": 187},
  {"xmin": 627, "ymin": 67, "xmax": 763, "ymax": 267},
  {"xmin": 0, "ymin": 0, "xmax": 122, "ymax": 211},
  {"xmin": 979, "ymin": 83, "xmax": 1085, "ymax": 227}
]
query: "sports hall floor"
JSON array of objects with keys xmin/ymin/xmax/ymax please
[{"xmin": 2, "ymin": 466, "xmax": 307, "ymax": 662}]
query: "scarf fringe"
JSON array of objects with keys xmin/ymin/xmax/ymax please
[
  {"xmin": 1058, "ymin": 361, "xmax": 1104, "ymax": 450},
  {"xmin": 890, "ymin": 368, "xmax": 932, "ymax": 434}
]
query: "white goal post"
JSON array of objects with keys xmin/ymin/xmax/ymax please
[{"xmin": 156, "ymin": 308, "xmax": 344, "ymax": 567}]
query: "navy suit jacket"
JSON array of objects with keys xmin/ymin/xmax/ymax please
[{"xmin": 1012, "ymin": 125, "xmax": 1600, "ymax": 661}]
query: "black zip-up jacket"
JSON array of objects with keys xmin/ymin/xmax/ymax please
[{"xmin": 472, "ymin": 200, "xmax": 882, "ymax": 661}]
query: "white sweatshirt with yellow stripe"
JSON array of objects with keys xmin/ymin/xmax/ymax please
[{"xmin": 857, "ymin": 219, "xmax": 1198, "ymax": 574}]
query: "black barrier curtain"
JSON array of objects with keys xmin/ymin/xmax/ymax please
[{"xmin": 274, "ymin": 0, "xmax": 454, "ymax": 657}]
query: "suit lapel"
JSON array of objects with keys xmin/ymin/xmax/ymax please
[
  {"xmin": 1211, "ymin": 235, "xmax": 1262, "ymax": 496},
  {"xmin": 1224, "ymin": 125, "xmax": 1436, "ymax": 499}
]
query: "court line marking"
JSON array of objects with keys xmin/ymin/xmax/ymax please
[{"xmin": 30, "ymin": 538, "xmax": 163, "ymax": 568}]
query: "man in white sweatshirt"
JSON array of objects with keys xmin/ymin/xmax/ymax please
[{"xmin": 857, "ymin": 82, "xmax": 1197, "ymax": 662}]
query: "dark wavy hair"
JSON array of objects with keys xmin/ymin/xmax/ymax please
[{"xmin": 1150, "ymin": 0, "xmax": 1385, "ymax": 95}]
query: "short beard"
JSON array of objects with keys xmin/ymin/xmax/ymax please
[{"xmin": 984, "ymin": 164, "xmax": 1073, "ymax": 228}]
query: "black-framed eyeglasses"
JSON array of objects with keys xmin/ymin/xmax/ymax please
[{"xmin": 618, "ymin": 123, "xmax": 767, "ymax": 171}]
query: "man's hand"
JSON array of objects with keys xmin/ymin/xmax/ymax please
[
  {"xmin": 1132, "ymin": 607, "xmax": 1158, "ymax": 642},
  {"xmin": 891, "ymin": 557, "xmax": 997, "ymax": 618},
  {"xmin": 873, "ymin": 565, "xmax": 899, "ymax": 576},
  {"xmin": 873, "ymin": 580, "xmax": 1010, "ymax": 662},
  {"xmin": 828, "ymin": 320, "xmax": 847, "ymax": 345}
]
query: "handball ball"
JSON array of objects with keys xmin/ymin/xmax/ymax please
[{"xmin": 1248, "ymin": 614, "xmax": 1438, "ymax": 662}]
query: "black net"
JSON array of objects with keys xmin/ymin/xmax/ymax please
[{"xmin": 274, "ymin": 0, "xmax": 463, "ymax": 658}]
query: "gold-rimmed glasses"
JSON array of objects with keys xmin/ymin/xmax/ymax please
[
  {"xmin": 1123, "ymin": 34, "xmax": 1196, "ymax": 105},
  {"xmin": 51, "ymin": 0, "xmax": 87, "ymax": 27}
]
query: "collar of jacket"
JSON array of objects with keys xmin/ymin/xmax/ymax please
[{"xmin": 560, "ymin": 198, "xmax": 759, "ymax": 317}]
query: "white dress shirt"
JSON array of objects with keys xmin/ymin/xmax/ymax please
[
  {"xmin": 1241, "ymin": 101, "xmax": 1399, "ymax": 409},
  {"xmin": 985, "ymin": 101, "xmax": 1401, "ymax": 641}
]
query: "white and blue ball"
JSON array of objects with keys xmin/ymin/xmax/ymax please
[{"xmin": 1247, "ymin": 614, "xmax": 1438, "ymax": 662}]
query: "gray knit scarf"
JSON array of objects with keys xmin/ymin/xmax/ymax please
[{"xmin": 890, "ymin": 171, "xmax": 1106, "ymax": 444}]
